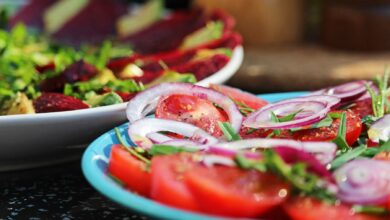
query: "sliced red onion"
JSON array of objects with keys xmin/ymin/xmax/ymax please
[
  {"xmin": 244, "ymin": 99, "xmax": 330, "ymax": 129},
  {"xmin": 207, "ymin": 146, "xmax": 261, "ymax": 160},
  {"xmin": 357, "ymin": 84, "xmax": 378, "ymax": 101},
  {"xmin": 128, "ymin": 118, "xmax": 218, "ymax": 149},
  {"xmin": 126, "ymin": 83, "xmax": 243, "ymax": 132},
  {"xmin": 368, "ymin": 114, "xmax": 390, "ymax": 143},
  {"xmin": 334, "ymin": 159, "xmax": 390, "ymax": 205},
  {"xmin": 208, "ymin": 138, "xmax": 336, "ymax": 165},
  {"xmin": 147, "ymin": 132, "xmax": 173, "ymax": 144},
  {"xmin": 160, "ymin": 139, "xmax": 207, "ymax": 150},
  {"xmin": 309, "ymin": 80, "xmax": 371, "ymax": 102},
  {"xmin": 202, "ymin": 155, "xmax": 236, "ymax": 167},
  {"xmin": 295, "ymin": 95, "xmax": 340, "ymax": 109}
]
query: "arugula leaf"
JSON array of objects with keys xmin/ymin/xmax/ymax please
[
  {"xmin": 290, "ymin": 115, "xmax": 333, "ymax": 132},
  {"xmin": 332, "ymin": 112, "xmax": 350, "ymax": 151},
  {"xmin": 114, "ymin": 127, "xmax": 150, "ymax": 164},
  {"xmin": 218, "ymin": 121, "xmax": 242, "ymax": 141},
  {"xmin": 149, "ymin": 144, "xmax": 198, "ymax": 156},
  {"xmin": 278, "ymin": 109, "xmax": 303, "ymax": 122},
  {"xmin": 366, "ymin": 69, "xmax": 390, "ymax": 117},
  {"xmin": 352, "ymin": 205, "xmax": 389, "ymax": 215},
  {"xmin": 329, "ymin": 145, "xmax": 366, "ymax": 170},
  {"xmin": 270, "ymin": 111, "xmax": 281, "ymax": 136},
  {"xmin": 231, "ymin": 98, "xmax": 255, "ymax": 115}
]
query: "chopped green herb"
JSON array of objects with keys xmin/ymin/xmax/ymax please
[
  {"xmin": 366, "ymin": 68, "xmax": 390, "ymax": 117},
  {"xmin": 352, "ymin": 205, "xmax": 389, "ymax": 215},
  {"xmin": 231, "ymin": 98, "xmax": 255, "ymax": 115},
  {"xmin": 114, "ymin": 127, "xmax": 150, "ymax": 164},
  {"xmin": 245, "ymin": 128, "xmax": 257, "ymax": 135},
  {"xmin": 328, "ymin": 112, "xmax": 342, "ymax": 119},
  {"xmin": 270, "ymin": 111, "xmax": 281, "ymax": 136},
  {"xmin": 332, "ymin": 112, "xmax": 350, "ymax": 151},
  {"xmin": 330, "ymin": 145, "xmax": 366, "ymax": 170},
  {"xmin": 149, "ymin": 144, "xmax": 198, "ymax": 156},
  {"xmin": 290, "ymin": 115, "xmax": 333, "ymax": 132},
  {"xmin": 218, "ymin": 121, "xmax": 242, "ymax": 141}
]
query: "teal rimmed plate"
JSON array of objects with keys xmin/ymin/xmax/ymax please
[{"xmin": 81, "ymin": 91, "xmax": 306, "ymax": 220}]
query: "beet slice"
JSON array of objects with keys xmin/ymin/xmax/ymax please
[
  {"xmin": 9, "ymin": 0, "xmax": 56, "ymax": 29},
  {"xmin": 121, "ymin": 9, "xmax": 207, "ymax": 54},
  {"xmin": 52, "ymin": 0, "xmax": 127, "ymax": 45}
]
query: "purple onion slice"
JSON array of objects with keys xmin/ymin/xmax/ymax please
[
  {"xmin": 243, "ymin": 98, "xmax": 330, "ymax": 129},
  {"xmin": 334, "ymin": 159, "xmax": 390, "ymax": 205},
  {"xmin": 309, "ymin": 80, "xmax": 372, "ymax": 102}
]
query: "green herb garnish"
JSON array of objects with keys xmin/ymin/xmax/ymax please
[
  {"xmin": 330, "ymin": 145, "xmax": 366, "ymax": 170},
  {"xmin": 218, "ymin": 121, "xmax": 242, "ymax": 141},
  {"xmin": 352, "ymin": 205, "xmax": 390, "ymax": 215},
  {"xmin": 332, "ymin": 112, "xmax": 350, "ymax": 151},
  {"xmin": 149, "ymin": 144, "xmax": 198, "ymax": 156},
  {"xmin": 114, "ymin": 127, "xmax": 150, "ymax": 164},
  {"xmin": 366, "ymin": 68, "xmax": 389, "ymax": 118}
]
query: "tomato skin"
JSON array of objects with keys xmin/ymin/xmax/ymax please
[
  {"xmin": 155, "ymin": 94, "xmax": 227, "ymax": 137},
  {"xmin": 184, "ymin": 164, "xmax": 290, "ymax": 218},
  {"xmin": 150, "ymin": 154, "xmax": 199, "ymax": 212},
  {"xmin": 292, "ymin": 110, "xmax": 362, "ymax": 146},
  {"xmin": 349, "ymin": 99, "xmax": 374, "ymax": 119},
  {"xmin": 210, "ymin": 83, "xmax": 268, "ymax": 110},
  {"xmin": 284, "ymin": 197, "xmax": 386, "ymax": 220},
  {"xmin": 108, "ymin": 145, "xmax": 151, "ymax": 197}
]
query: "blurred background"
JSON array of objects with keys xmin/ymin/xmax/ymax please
[{"xmin": 2, "ymin": 0, "xmax": 390, "ymax": 93}]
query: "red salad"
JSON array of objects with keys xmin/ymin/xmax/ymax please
[{"xmin": 108, "ymin": 73, "xmax": 390, "ymax": 219}]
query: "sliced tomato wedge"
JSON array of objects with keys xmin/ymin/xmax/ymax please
[
  {"xmin": 150, "ymin": 153, "xmax": 199, "ymax": 212},
  {"xmin": 210, "ymin": 84, "xmax": 268, "ymax": 110},
  {"xmin": 349, "ymin": 99, "xmax": 374, "ymax": 119},
  {"xmin": 107, "ymin": 145, "xmax": 151, "ymax": 197},
  {"xmin": 155, "ymin": 94, "xmax": 227, "ymax": 137},
  {"xmin": 292, "ymin": 110, "xmax": 362, "ymax": 146},
  {"xmin": 284, "ymin": 197, "xmax": 387, "ymax": 220},
  {"xmin": 184, "ymin": 164, "xmax": 290, "ymax": 218}
]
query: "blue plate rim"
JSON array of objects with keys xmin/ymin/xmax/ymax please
[{"xmin": 81, "ymin": 91, "xmax": 307, "ymax": 220}]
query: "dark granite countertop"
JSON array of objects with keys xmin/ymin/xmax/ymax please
[{"xmin": 0, "ymin": 160, "xmax": 148, "ymax": 220}]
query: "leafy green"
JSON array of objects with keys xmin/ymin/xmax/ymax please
[
  {"xmin": 149, "ymin": 144, "xmax": 198, "ymax": 156},
  {"xmin": 114, "ymin": 127, "xmax": 150, "ymax": 164},
  {"xmin": 329, "ymin": 145, "xmax": 366, "ymax": 170},
  {"xmin": 86, "ymin": 92, "xmax": 123, "ymax": 107},
  {"xmin": 332, "ymin": 112, "xmax": 350, "ymax": 151},
  {"xmin": 366, "ymin": 69, "xmax": 389, "ymax": 117},
  {"xmin": 291, "ymin": 115, "xmax": 333, "ymax": 132},
  {"xmin": 218, "ymin": 121, "xmax": 242, "ymax": 141},
  {"xmin": 352, "ymin": 205, "xmax": 389, "ymax": 215},
  {"xmin": 234, "ymin": 150, "xmax": 336, "ymax": 202}
]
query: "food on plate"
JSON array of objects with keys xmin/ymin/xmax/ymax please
[
  {"xmin": 0, "ymin": 1, "xmax": 242, "ymax": 116},
  {"xmin": 107, "ymin": 73, "xmax": 390, "ymax": 219}
]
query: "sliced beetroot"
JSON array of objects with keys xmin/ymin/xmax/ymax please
[
  {"xmin": 35, "ymin": 62, "xmax": 56, "ymax": 73},
  {"xmin": 33, "ymin": 92, "xmax": 89, "ymax": 113},
  {"xmin": 52, "ymin": 0, "xmax": 127, "ymax": 45},
  {"xmin": 131, "ymin": 70, "xmax": 164, "ymax": 84},
  {"xmin": 121, "ymin": 9, "xmax": 207, "ymax": 54},
  {"xmin": 9, "ymin": 0, "xmax": 56, "ymax": 29},
  {"xmin": 40, "ymin": 60, "xmax": 97, "ymax": 92},
  {"xmin": 173, "ymin": 54, "xmax": 230, "ymax": 80}
]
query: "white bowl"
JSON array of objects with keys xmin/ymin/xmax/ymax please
[{"xmin": 0, "ymin": 46, "xmax": 243, "ymax": 171}]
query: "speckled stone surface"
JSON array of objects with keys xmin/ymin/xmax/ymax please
[{"xmin": 0, "ymin": 161, "xmax": 148, "ymax": 220}]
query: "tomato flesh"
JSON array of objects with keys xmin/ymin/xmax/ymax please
[
  {"xmin": 155, "ymin": 94, "xmax": 227, "ymax": 137},
  {"xmin": 107, "ymin": 145, "xmax": 151, "ymax": 197},
  {"xmin": 210, "ymin": 83, "xmax": 268, "ymax": 110},
  {"xmin": 284, "ymin": 197, "xmax": 386, "ymax": 220},
  {"xmin": 185, "ymin": 164, "xmax": 290, "ymax": 218},
  {"xmin": 150, "ymin": 154, "xmax": 199, "ymax": 212}
]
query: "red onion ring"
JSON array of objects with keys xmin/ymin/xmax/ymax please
[
  {"xmin": 207, "ymin": 138, "xmax": 337, "ymax": 164},
  {"xmin": 128, "ymin": 118, "xmax": 218, "ymax": 149},
  {"xmin": 309, "ymin": 80, "xmax": 371, "ymax": 102},
  {"xmin": 147, "ymin": 132, "xmax": 174, "ymax": 144},
  {"xmin": 297, "ymin": 95, "xmax": 340, "ymax": 109},
  {"xmin": 368, "ymin": 114, "xmax": 390, "ymax": 143},
  {"xmin": 243, "ymin": 99, "xmax": 330, "ymax": 129},
  {"xmin": 126, "ymin": 83, "xmax": 243, "ymax": 132},
  {"xmin": 334, "ymin": 159, "xmax": 390, "ymax": 205},
  {"xmin": 202, "ymin": 155, "xmax": 236, "ymax": 167}
]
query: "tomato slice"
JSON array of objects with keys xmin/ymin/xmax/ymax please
[
  {"xmin": 107, "ymin": 145, "xmax": 151, "ymax": 197},
  {"xmin": 349, "ymin": 99, "xmax": 374, "ymax": 119},
  {"xmin": 150, "ymin": 153, "xmax": 199, "ymax": 212},
  {"xmin": 155, "ymin": 94, "xmax": 227, "ymax": 137},
  {"xmin": 284, "ymin": 197, "xmax": 386, "ymax": 220},
  {"xmin": 292, "ymin": 110, "xmax": 362, "ymax": 146},
  {"xmin": 184, "ymin": 164, "xmax": 290, "ymax": 218},
  {"xmin": 210, "ymin": 84, "xmax": 268, "ymax": 110}
]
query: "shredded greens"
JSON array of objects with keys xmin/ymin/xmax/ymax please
[{"xmin": 218, "ymin": 121, "xmax": 242, "ymax": 141}]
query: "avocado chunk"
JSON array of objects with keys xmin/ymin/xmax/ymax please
[
  {"xmin": 117, "ymin": 0, "xmax": 163, "ymax": 37},
  {"xmin": 146, "ymin": 71, "xmax": 196, "ymax": 88},
  {"xmin": 86, "ymin": 92, "xmax": 123, "ymax": 107},
  {"xmin": 5, "ymin": 92, "xmax": 35, "ymax": 115},
  {"xmin": 44, "ymin": 0, "xmax": 89, "ymax": 34},
  {"xmin": 180, "ymin": 21, "xmax": 224, "ymax": 50}
]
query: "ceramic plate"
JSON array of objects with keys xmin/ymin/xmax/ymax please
[
  {"xmin": 81, "ymin": 91, "xmax": 306, "ymax": 220},
  {"xmin": 0, "ymin": 46, "xmax": 243, "ymax": 171}
]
